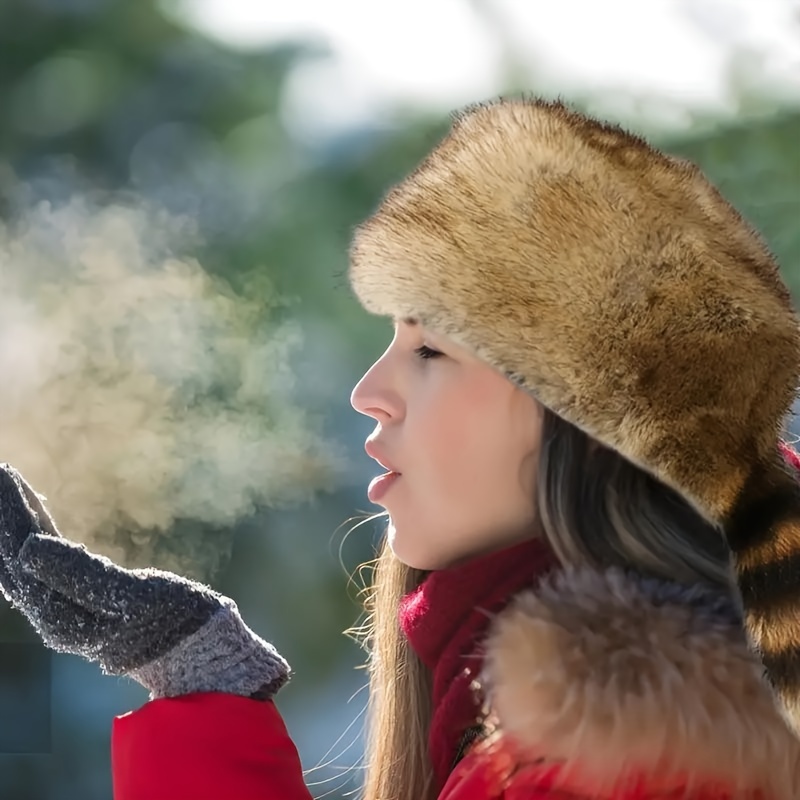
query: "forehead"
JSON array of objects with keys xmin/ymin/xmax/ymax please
[{"xmin": 391, "ymin": 315, "xmax": 462, "ymax": 351}]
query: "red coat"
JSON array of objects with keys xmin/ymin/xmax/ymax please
[
  {"xmin": 112, "ymin": 566, "xmax": 800, "ymax": 799},
  {"xmin": 111, "ymin": 695, "xmax": 759, "ymax": 798}
]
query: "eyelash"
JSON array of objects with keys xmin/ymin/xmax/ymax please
[{"xmin": 414, "ymin": 345, "xmax": 443, "ymax": 360}]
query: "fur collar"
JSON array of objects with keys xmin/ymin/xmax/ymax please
[{"xmin": 478, "ymin": 567, "xmax": 800, "ymax": 798}]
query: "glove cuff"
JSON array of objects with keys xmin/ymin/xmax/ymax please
[{"xmin": 126, "ymin": 597, "xmax": 290, "ymax": 701}]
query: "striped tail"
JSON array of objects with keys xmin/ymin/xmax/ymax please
[{"xmin": 726, "ymin": 444, "xmax": 800, "ymax": 736}]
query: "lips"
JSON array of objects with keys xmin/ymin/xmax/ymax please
[{"xmin": 364, "ymin": 440, "xmax": 402, "ymax": 474}]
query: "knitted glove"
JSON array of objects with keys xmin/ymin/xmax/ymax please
[{"xmin": 0, "ymin": 463, "xmax": 290, "ymax": 701}]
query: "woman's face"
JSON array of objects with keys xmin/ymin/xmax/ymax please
[{"xmin": 350, "ymin": 318, "xmax": 543, "ymax": 570}]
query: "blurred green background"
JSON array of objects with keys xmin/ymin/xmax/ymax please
[{"xmin": 0, "ymin": 0, "xmax": 798, "ymax": 797}]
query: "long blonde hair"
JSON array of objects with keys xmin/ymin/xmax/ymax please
[{"xmin": 352, "ymin": 407, "xmax": 734, "ymax": 800}]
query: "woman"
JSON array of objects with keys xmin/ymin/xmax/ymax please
[{"xmin": 2, "ymin": 96, "xmax": 800, "ymax": 800}]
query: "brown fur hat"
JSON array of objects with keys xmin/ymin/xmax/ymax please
[{"xmin": 348, "ymin": 97, "xmax": 800, "ymax": 732}]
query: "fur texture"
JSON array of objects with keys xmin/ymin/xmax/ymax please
[
  {"xmin": 347, "ymin": 96, "xmax": 800, "ymax": 732},
  {"xmin": 478, "ymin": 567, "xmax": 800, "ymax": 798}
]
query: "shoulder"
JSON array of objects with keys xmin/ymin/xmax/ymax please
[{"xmin": 471, "ymin": 567, "xmax": 800, "ymax": 799}]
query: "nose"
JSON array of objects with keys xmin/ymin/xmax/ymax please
[
  {"xmin": 350, "ymin": 364, "xmax": 382, "ymax": 420},
  {"xmin": 350, "ymin": 353, "xmax": 400, "ymax": 422}
]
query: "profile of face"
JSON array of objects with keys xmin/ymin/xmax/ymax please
[{"xmin": 350, "ymin": 319, "xmax": 544, "ymax": 570}]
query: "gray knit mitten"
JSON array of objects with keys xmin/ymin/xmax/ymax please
[{"xmin": 0, "ymin": 463, "xmax": 289, "ymax": 701}]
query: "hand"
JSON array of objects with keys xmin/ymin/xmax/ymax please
[{"xmin": 0, "ymin": 463, "xmax": 289, "ymax": 700}]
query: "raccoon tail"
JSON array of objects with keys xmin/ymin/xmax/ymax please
[{"xmin": 726, "ymin": 441, "xmax": 800, "ymax": 736}]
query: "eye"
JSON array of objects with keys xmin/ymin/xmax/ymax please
[{"xmin": 414, "ymin": 345, "xmax": 443, "ymax": 360}]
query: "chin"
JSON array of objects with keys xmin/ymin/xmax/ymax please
[
  {"xmin": 386, "ymin": 523, "xmax": 455, "ymax": 570},
  {"xmin": 385, "ymin": 521, "xmax": 434, "ymax": 569}
]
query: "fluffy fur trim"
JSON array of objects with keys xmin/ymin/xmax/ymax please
[{"xmin": 478, "ymin": 567, "xmax": 800, "ymax": 798}]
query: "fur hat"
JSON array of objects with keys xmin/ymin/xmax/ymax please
[{"xmin": 348, "ymin": 97, "xmax": 800, "ymax": 733}]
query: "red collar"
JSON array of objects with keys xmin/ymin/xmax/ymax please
[{"xmin": 399, "ymin": 537, "xmax": 558, "ymax": 792}]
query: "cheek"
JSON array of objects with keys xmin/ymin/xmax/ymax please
[
  {"xmin": 412, "ymin": 381, "xmax": 500, "ymax": 490},
  {"xmin": 424, "ymin": 382, "xmax": 538, "ymax": 505},
  {"xmin": 387, "ymin": 379, "xmax": 539, "ymax": 569},
  {"xmin": 413, "ymin": 387, "xmax": 473, "ymax": 468}
]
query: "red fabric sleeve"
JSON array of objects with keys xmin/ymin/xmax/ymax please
[{"xmin": 111, "ymin": 692, "xmax": 312, "ymax": 800}]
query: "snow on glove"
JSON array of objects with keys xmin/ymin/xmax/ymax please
[{"xmin": 0, "ymin": 463, "xmax": 290, "ymax": 701}]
